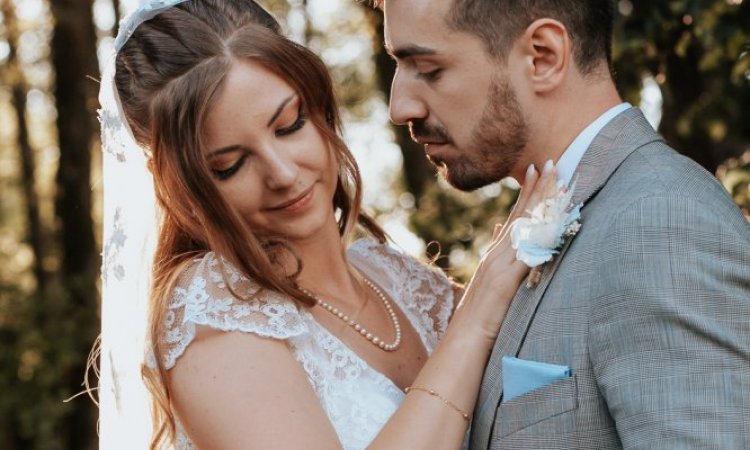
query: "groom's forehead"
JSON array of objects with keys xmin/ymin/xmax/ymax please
[
  {"xmin": 383, "ymin": 0, "xmax": 453, "ymax": 27},
  {"xmin": 383, "ymin": 0, "xmax": 457, "ymax": 50}
]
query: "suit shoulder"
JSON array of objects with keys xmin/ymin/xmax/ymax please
[{"xmin": 598, "ymin": 142, "xmax": 742, "ymax": 220}]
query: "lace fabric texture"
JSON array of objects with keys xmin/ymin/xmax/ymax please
[{"xmin": 160, "ymin": 238, "xmax": 456, "ymax": 450}]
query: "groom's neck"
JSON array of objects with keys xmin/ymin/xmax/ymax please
[{"xmin": 513, "ymin": 77, "xmax": 622, "ymax": 185}]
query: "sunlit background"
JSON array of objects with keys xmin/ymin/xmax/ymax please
[{"xmin": 0, "ymin": 0, "xmax": 748, "ymax": 448}]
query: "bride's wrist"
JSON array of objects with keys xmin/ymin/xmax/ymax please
[
  {"xmin": 446, "ymin": 305, "xmax": 505, "ymax": 347},
  {"xmin": 440, "ymin": 330, "xmax": 496, "ymax": 361}
]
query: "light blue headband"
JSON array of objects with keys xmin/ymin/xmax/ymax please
[{"xmin": 113, "ymin": 0, "xmax": 191, "ymax": 52}]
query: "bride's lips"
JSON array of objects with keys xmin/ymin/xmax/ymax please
[{"xmin": 267, "ymin": 185, "xmax": 315, "ymax": 213}]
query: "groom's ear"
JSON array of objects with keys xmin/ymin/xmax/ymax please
[{"xmin": 515, "ymin": 18, "xmax": 570, "ymax": 94}]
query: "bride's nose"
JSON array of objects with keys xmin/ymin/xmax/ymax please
[{"xmin": 261, "ymin": 147, "xmax": 299, "ymax": 190}]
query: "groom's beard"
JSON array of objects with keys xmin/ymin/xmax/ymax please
[{"xmin": 412, "ymin": 77, "xmax": 529, "ymax": 192}]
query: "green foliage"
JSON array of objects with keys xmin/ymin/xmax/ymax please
[
  {"xmin": 613, "ymin": 0, "xmax": 750, "ymax": 170},
  {"xmin": 0, "ymin": 274, "xmax": 98, "ymax": 449},
  {"xmin": 409, "ymin": 182, "xmax": 519, "ymax": 281},
  {"xmin": 717, "ymin": 151, "xmax": 750, "ymax": 218}
]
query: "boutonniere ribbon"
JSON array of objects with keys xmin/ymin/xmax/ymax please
[{"xmin": 510, "ymin": 184, "xmax": 582, "ymax": 288}]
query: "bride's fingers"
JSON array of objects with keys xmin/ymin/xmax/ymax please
[
  {"xmin": 484, "ymin": 161, "xmax": 561, "ymax": 274},
  {"xmin": 492, "ymin": 164, "xmax": 539, "ymax": 242},
  {"xmin": 479, "ymin": 239, "xmax": 530, "ymax": 285},
  {"xmin": 492, "ymin": 223, "xmax": 503, "ymax": 240},
  {"xmin": 524, "ymin": 160, "xmax": 558, "ymax": 212},
  {"xmin": 539, "ymin": 160, "xmax": 559, "ymax": 195},
  {"xmin": 509, "ymin": 164, "xmax": 540, "ymax": 222}
]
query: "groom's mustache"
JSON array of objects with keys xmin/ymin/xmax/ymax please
[{"xmin": 409, "ymin": 120, "xmax": 452, "ymax": 145}]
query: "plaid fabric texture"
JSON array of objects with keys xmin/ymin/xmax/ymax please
[{"xmin": 469, "ymin": 108, "xmax": 750, "ymax": 450}]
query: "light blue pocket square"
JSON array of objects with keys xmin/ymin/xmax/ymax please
[{"xmin": 502, "ymin": 356, "xmax": 572, "ymax": 401}]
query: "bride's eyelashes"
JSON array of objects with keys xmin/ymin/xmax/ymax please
[
  {"xmin": 276, "ymin": 105, "xmax": 307, "ymax": 137},
  {"xmin": 212, "ymin": 154, "xmax": 248, "ymax": 181},
  {"xmin": 211, "ymin": 106, "xmax": 307, "ymax": 181}
]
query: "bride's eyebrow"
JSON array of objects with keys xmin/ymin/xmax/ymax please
[
  {"xmin": 266, "ymin": 94, "xmax": 296, "ymax": 127},
  {"xmin": 207, "ymin": 144, "xmax": 243, "ymax": 158}
]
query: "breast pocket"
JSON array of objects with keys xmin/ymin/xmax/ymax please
[{"xmin": 493, "ymin": 374, "xmax": 578, "ymax": 438}]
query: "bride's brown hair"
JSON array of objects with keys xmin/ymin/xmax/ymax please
[{"xmin": 114, "ymin": 0, "xmax": 385, "ymax": 447}]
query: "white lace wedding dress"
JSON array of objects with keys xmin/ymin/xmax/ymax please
[{"xmin": 159, "ymin": 238, "xmax": 457, "ymax": 450}]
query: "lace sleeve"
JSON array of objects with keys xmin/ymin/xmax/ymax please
[
  {"xmin": 348, "ymin": 239, "xmax": 456, "ymax": 351},
  {"xmin": 159, "ymin": 253, "xmax": 308, "ymax": 369}
]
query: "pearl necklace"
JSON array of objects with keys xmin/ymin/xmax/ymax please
[{"xmin": 302, "ymin": 276, "xmax": 402, "ymax": 352}]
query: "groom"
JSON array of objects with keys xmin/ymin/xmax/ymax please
[{"xmin": 380, "ymin": 0, "xmax": 750, "ymax": 448}]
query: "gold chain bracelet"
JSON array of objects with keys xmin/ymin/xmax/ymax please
[{"xmin": 405, "ymin": 386, "xmax": 471, "ymax": 421}]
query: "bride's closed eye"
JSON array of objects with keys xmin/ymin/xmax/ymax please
[
  {"xmin": 209, "ymin": 98, "xmax": 307, "ymax": 181},
  {"xmin": 212, "ymin": 153, "xmax": 248, "ymax": 181},
  {"xmin": 276, "ymin": 105, "xmax": 307, "ymax": 137}
]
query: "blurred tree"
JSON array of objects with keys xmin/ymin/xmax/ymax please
[
  {"xmin": 0, "ymin": 0, "xmax": 46, "ymax": 290},
  {"xmin": 47, "ymin": 0, "xmax": 99, "ymax": 447},
  {"xmin": 362, "ymin": 7, "xmax": 436, "ymax": 204},
  {"xmin": 112, "ymin": 0, "xmax": 121, "ymax": 33},
  {"xmin": 614, "ymin": 0, "xmax": 750, "ymax": 173},
  {"xmin": 718, "ymin": 151, "xmax": 750, "ymax": 219},
  {"xmin": 0, "ymin": 2, "xmax": 52, "ymax": 448},
  {"xmin": 0, "ymin": 0, "xmax": 100, "ymax": 443}
]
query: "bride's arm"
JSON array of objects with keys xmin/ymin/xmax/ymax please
[
  {"xmin": 169, "ymin": 163, "xmax": 554, "ymax": 450},
  {"xmin": 370, "ymin": 163, "xmax": 553, "ymax": 449}
]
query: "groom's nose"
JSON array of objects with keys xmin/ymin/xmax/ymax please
[{"xmin": 389, "ymin": 69, "xmax": 428, "ymax": 125}]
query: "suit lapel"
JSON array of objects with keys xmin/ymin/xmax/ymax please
[
  {"xmin": 569, "ymin": 108, "xmax": 662, "ymax": 206},
  {"xmin": 471, "ymin": 108, "xmax": 663, "ymax": 450},
  {"xmin": 470, "ymin": 233, "xmax": 576, "ymax": 449}
]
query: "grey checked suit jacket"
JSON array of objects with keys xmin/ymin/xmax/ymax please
[{"xmin": 469, "ymin": 108, "xmax": 750, "ymax": 449}]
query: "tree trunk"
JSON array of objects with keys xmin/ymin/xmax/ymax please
[
  {"xmin": 658, "ymin": 30, "xmax": 718, "ymax": 173},
  {"xmin": 362, "ymin": 6, "xmax": 436, "ymax": 203},
  {"xmin": 361, "ymin": 7, "xmax": 465, "ymax": 268},
  {"xmin": 112, "ymin": 0, "xmax": 121, "ymax": 34},
  {"xmin": 1, "ymin": 0, "xmax": 47, "ymax": 291},
  {"xmin": 300, "ymin": 0, "xmax": 313, "ymax": 45},
  {"xmin": 49, "ymin": 0, "xmax": 100, "ymax": 448},
  {"xmin": 12, "ymin": 86, "xmax": 47, "ymax": 290}
]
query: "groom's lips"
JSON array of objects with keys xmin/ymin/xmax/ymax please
[
  {"xmin": 415, "ymin": 139, "xmax": 450, "ymax": 158},
  {"xmin": 425, "ymin": 144, "xmax": 447, "ymax": 161}
]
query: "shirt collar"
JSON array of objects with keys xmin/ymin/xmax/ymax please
[{"xmin": 556, "ymin": 103, "xmax": 632, "ymax": 187}]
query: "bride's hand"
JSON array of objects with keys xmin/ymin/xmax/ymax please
[
  {"xmin": 456, "ymin": 161, "xmax": 559, "ymax": 341},
  {"xmin": 493, "ymin": 161, "xmax": 558, "ymax": 242}
]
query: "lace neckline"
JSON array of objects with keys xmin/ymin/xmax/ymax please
[
  {"xmin": 347, "ymin": 239, "xmax": 446, "ymax": 352},
  {"xmin": 299, "ymin": 307, "xmax": 407, "ymax": 395},
  {"xmin": 300, "ymin": 252, "xmax": 430, "ymax": 393}
]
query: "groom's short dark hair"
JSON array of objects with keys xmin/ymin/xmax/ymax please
[
  {"xmin": 375, "ymin": 0, "xmax": 615, "ymax": 76},
  {"xmin": 449, "ymin": 0, "xmax": 615, "ymax": 75}
]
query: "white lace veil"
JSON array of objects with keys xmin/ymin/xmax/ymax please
[{"xmin": 99, "ymin": 1, "xmax": 189, "ymax": 448}]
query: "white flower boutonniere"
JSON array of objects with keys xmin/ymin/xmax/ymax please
[{"xmin": 510, "ymin": 184, "xmax": 582, "ymax": 288}]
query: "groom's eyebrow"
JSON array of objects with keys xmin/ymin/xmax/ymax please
[{"xmin": 387, "ymin": 44, "xmax": 438, "ymax": 60}]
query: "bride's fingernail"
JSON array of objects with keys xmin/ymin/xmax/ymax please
[
  {"xmin": 526, "ymin": 163, "xmax": 536, "ymax": 178},
  {"xmin": 543, "ymin": 159, "xmax": 554, "ymax": 174}
]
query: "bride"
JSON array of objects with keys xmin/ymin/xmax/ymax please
[{"xmin": 100, "ymin": 0, "xmax": 556, "ymax": 448}]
